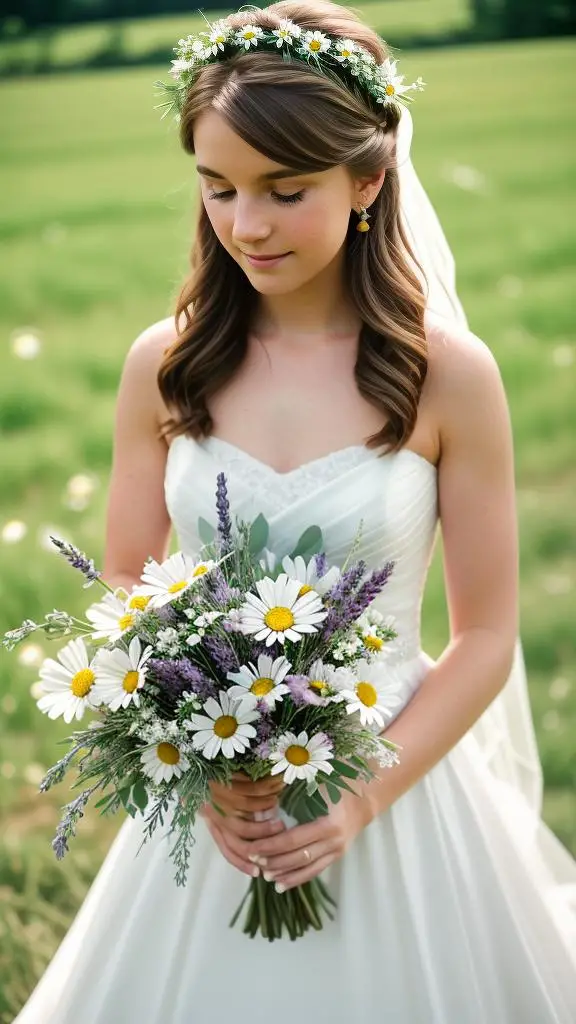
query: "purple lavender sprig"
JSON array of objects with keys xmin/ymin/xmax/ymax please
[
  {"xmin": 345, "ymin": 561, "xmax": 395, "ymax": 620},
  {"xmin": 202, "ymin": 635, "xmax": 239, "ymax": 673},
  {"xmin": 314, "ymin": 552, "xmax": 328, "ymax": 579},
  {"xmin": 216, "ymin": 472, "xmax": 232, "ymax": 551},
  {"xmin": 52, "ymin": 786, "xmax": 98, "ymax": 860},
  {"xmin": 50, "ymin": 536, "xmax": 105, "ymax": 590},
  {"xmin": 148, "ymin": 658, "xmax": 217, "ymax": 701}
]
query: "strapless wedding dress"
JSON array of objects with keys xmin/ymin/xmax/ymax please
[{"xmin": 14, "ymin": 436, "xmax": 576, "ymax": 1023}]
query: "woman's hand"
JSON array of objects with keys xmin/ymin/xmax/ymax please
[
  {"xmin": 200, "ymin": 772, "xmax": 287, "ymax": 877},
  {"xmin": 243, "ymin": 789, "xmax": 375, "ymax": 891}
]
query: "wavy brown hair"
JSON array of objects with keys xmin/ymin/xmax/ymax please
[{"xmin": 158, "ymin": 0, "xmax": 428, "ymax": 453}]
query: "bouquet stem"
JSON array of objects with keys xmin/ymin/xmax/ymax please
[{"xmin": 229, "ymin": 873, "xmax": 336, "ymax": 941}]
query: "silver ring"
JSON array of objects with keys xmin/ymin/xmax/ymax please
[{"xmin": 303, "ymin": 847, "xmax": 311, "ymax": 864}]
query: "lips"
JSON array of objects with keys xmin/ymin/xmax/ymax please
[{"xmin": 244, "ymin": 252, "xmax": 290, "ymax": 260}]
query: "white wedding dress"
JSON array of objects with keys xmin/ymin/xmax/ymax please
[{"xmin": 14, "ymin": 433, "xmax": 576, "ymax": 1024}]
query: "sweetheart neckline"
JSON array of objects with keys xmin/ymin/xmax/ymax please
[{"xmin": 169, "ymin": 434, "xmax": 438, "ymax": 478}]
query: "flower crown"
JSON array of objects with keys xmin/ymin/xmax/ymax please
[{"xmin": 155, "ymin": 13, "xmax": 425, "ymax": 124}]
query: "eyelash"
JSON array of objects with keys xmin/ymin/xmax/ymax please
[{"xmin": 207, "ymin": 190, "xmax": 305, "ymax": 205}]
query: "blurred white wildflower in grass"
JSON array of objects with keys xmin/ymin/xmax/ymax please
[
  {"xmin": 442, "ymin": 163, "xmax": 489, "ymax": 193},
  {"xmin": 1, "ymin": 763, "xmax": 16, "ymax": 779},
  {"xmin": 549, "ymin": 677, "xmax": 572, "ymax": 701},
  {"xmin": 24, "ymin": 762, "xmax": 46, "ymax": 786},
  {"xmin": 64, "ymin": 473, "xmax": 99, "ymax": 511},
  {"xmin": 18, "ymin": 643, "xmax": 45, "ymax": 668},
  {"xmin": 1, "ymin": 519, "xmax": 27, "ymax": 544},
  {"xmin": 1, "ymin": 694, "xmax": 17, "ymax": 714},
  {"xmin": 543, "ymin": 574, "xmax": 572, "ymax": 596},
  {"xmin": 552, "ymin": 344, "xmax": 574, "ymax": 367},
  {"xmin": 42, "ymin": 222, "xmax": 68, "ymax": 245},
  {"xmin": 497, "ymin": 276, "xmax": 524, "ymax": 299},
  {"xmin": 30, "ymin": 681, "xmax": 44, "ymax": 700},
  {"xmin": 541, "ymin": 709, "xmax": 563, "ymax": 733},
  {"xmin": 10, "ymin": 328, "xmax": 42, "ymax": 360}
]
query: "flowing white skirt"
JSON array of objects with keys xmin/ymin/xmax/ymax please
[{"xmin": 14, "ymin": 653, "xmax": 576, "ymax": 1024}]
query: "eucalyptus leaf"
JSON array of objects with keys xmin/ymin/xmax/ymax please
[
  {"xmin": 131, "ymin": 778, "xmax": 149, "ymax": 812},
  {"xmin": 332, "ymin": 758, "xmax": 360, "ymax": 779},
  {"xmin": 248, "ymin": 513, "xmax": 269, "ymax": 555},
  {"xmin": 289, "ymin": 525, "xmax": 323, "ymax": 560},
  {"xmin": 198, "ymin": 517, "xmax": 216, "ymax": 546},
  {"xmin": 326, "ymin": 781, "xmax": 342, "ymax": 804}
]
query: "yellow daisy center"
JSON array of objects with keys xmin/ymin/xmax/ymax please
[
  {"xmin": 168, "ymin": 580, "xmax": 188, "ymax": 594},
  {"xmin": 250, "ymin": 677, "xmax": 275, "ymax": 697},
  {"xmin": 356, "ymin": 681, "xmax": 378, "ymax": 707},
  {"xmin": 118, "ymin": 613, "xmax": 135, "ymax": 631},
  {"xmin": 298, "ymin": 584, "xmax": 313, "ymax": 597},
  {"xmin": 341, "ymin": 48, "xmax": 351, "ymax": 57},
  {"xmin": 363, "ymin": 634, "xmax": 384, "ymax": 651},
  {"xmin": 285, "ymin": 744, "xmax": 310, "ymax": 766},
  {"xmin": 214, "ymin": 715, "xmax": 238, "ymax": 739},
  {"xmin": 264, "ymin": 606, "xmax": 295, "ymax": 632},
  {"xmin": 215, "ymin": 34, "xmax": 225, "ymax": 43},
  {"xmin": 244, "ymin": 30, "xmax": 255, "ymax": 39},
  {"xmin": 157, "ymin": 742, "xmax": 180, "ymax": 765},
  {"xmin": 385, "ymin": 84, "xmax": 395, "ymax": 95},
  {"xmin": 122, "ymin": 670, "xmax": 140, "ymax": 693},
  {"xmin": 309, "ymin": 40, "xmax": 321, "ymax": 51},
  {"xmin": 70, "ymin": 668, "xmax": 95, "ymax": 698},
  {"xmin": 128, "ymin": 595, "xmax": 150, "ymax": 611},
  {"xmin": 309, "ymin": 679, "xmax": 325, "ymax": 692},
  {"xmin": 193, "ymin": 565, "xmax": 209, "ymax": 577}
]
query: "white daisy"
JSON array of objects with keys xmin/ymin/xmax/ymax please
[
  {"xmin": 234, "ymin": 25, "xmax": 264, "ymax": 49},
  {"xmin": 91, "ymin": 636, "xmax": 153, "ymax": 711},
  {"xmin": 138, "ymin": 552, "xmax": 215, "ymax": 608},
  {"xmin": 238, "ymin": 573, "xmax": 327, "ymax": 647},
  {"xmin": 281, "ymin": 554, "xmax": 341, "ymax": 597},
  {"xmin": 227, "ymin": 654, "xmax": 291, "ymax": 708},
  {"xmin": 206, "ymin": 20, "xmax": 231, "ymax": 55},
  {"xmin": 141, "ymin": 741, "xmax": 190, "ymax": 784},
  {"xmin": 300, "ymin": 30, "xmax": 331, "ymax": 57},
  {"xmin": 332, "ymin": 660, "xmax": 403, "ymax": 728},
  {"xmin": 356, "ymin": 612, "xmax": 397, "ymax": 656},
  {"xmin": 272, "ymin": 19, "xmax": 301, "ymax": 46},
  {"xmin": 269, "ymin": 730, "xmax": 334, "ymax": 784},
  {"xmin": 86, "ymin": 589, "xmax": 150, "ymax": 641},
  {"xmin": 169, "ymin": 57, "xmax": 195, "ymax": 79},
  {"xmin": 376, "ymin": 59, "xmax": 425, "ymax": 105},
  {"xmin": 185, "ymin": 692, "xmax": 259, "ymax": 759},
  {"xmin": 333, "ymin": 38, "xmax": 359, "ymax": 64},
  {"xmin": 36, "ymin": 637, "xmax": 100, "ymax": 723},
  {"xmin": 306, "ymin": 658, "xmax": 339, "ymax": 698}
]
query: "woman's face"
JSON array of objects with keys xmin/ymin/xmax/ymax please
[{"xmin": 193, "ymin": 109, "xmax": 359, "ymax": 295}]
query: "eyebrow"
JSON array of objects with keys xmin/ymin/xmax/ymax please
[{"xmin": 196, "ymin": 165, "xmax": 307, "ymax": 182}]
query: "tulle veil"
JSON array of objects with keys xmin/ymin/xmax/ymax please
[{"xmin": 396, "ymin": 107, "xmax": 576, "ymax": 936}]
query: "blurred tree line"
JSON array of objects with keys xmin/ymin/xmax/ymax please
[{"xmin": 1, "ymin": 0, "xmax": 575, "ymax": 37}]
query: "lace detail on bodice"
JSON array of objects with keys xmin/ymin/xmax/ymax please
[{"xmin": 198, "ymin": 437, "xmax": 378, "ymax": 515}]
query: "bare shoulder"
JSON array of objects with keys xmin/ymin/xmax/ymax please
[
  {"xmin": 121, "ymin": 315, "xmax": 180, "ymax": 429},
  {"xmin": 423, "ymin": 313, "xmax": 510, "ymax": 457}
]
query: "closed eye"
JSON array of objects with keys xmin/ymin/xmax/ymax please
[{"xmin": 207, "ymin": 190, "xmax": 305, "ymax": 205}]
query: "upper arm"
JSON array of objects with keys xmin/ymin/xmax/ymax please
[
  {"xmin": 434, "ymin": 327, "xmax": 519, "ymax": 644},
  {"xmin": 102, "ymin": 319, "xmax": 177, "ymax": 584}
]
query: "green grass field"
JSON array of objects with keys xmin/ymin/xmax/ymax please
[{"xmin": 0, "ymin": 27, "xmax": 575, "ymax": 1021}]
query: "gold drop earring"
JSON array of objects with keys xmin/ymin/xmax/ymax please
[{"xmin": 356, "ymin": 204, "xmax": 371, "ymax": 233}]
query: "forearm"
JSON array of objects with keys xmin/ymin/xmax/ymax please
[{"xmin": 361, "ymin": 628, "xmax": 516, "ymax": 819}]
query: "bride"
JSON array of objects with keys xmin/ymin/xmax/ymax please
[{"xmin": 15, "ymin": 2, "xmax": 576, "ymax": 1021}]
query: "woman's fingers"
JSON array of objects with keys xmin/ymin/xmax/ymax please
[
  {"xmin": 202, "ymin": 802, "xmax": 286, "ymax": 842},
  {"xmin": 204, "ymin": 819, "xmax": 258, "ymax": 878},
  {"xmin": 208, "ymin": 778, "xmax": 282, "ymax": 814}
]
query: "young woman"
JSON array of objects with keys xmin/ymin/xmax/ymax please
[{"xmin": 15, "ymin": 3, "xmax": 576, "ymax": 1021}]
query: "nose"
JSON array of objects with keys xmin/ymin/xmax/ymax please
[{"xmin": 231, "ymin": 195, "xmax": 272, "ymax": 248}]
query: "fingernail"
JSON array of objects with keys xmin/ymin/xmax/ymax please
[
  {"xmin": 248, "ymin": 854, "xmax": 267, "ymax": 866},
  {"xmin": 254, "ymin": 809, "xmax": 277, "ymax": 822},
  {"xmin": 263, "ymin": 871, "xmax": 276, "ymax": 882},
  {"xmin": 274, "ymin": 882, "xmax": 286, "ymax": 894},
  {"xmin": 251, "ymin": 866, "xmax": 260, "ymax": 878}
]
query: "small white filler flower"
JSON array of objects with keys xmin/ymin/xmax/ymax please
[
  {"xmin": 92, "ymin": 636, "xmax": 153, "ymax": 711},
  {"xmin": 141, "ymin": 742, "xmax": 190, "ymax": 784},
  {"xmin": 238, "ymin": 573, "xmax": 327, "ymax": 646},
  {"xmin": 185, "ymin": 692, "xmax": 259, "ymax": 759},
  {"xmin": 227, "ymin": 654, "xmax": 291, "ymax": 708},
  {"xmin": 270, "ymin": 730, "xmax": 334, "ymax": 784},
  {"xmin": 36, "ymin": 636, "xmax": 100, "ymax": 723}
]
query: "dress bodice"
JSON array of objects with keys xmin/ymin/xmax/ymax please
[{"xmin": 164, "ymin": 435, "xmax": 439, "ymax": 668}]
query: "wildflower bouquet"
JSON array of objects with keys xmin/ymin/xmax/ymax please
[{"xmin": 3, "ymin": 474, "xmax": 404, "ymax": 941}]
